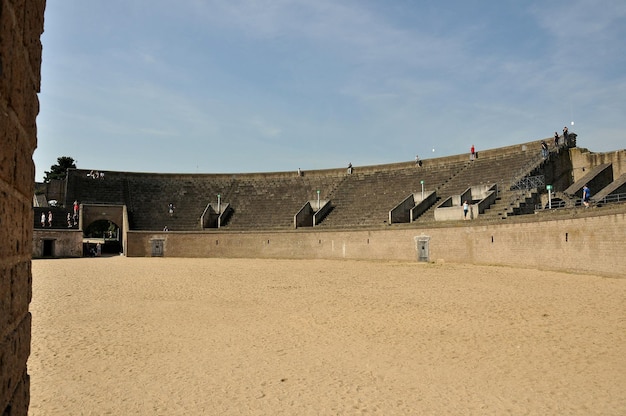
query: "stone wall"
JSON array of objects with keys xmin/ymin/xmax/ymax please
[
  {"xmin": 571, "ymin": 147, "xmax": 626, "ymax": 182},
  {"xmin": 32, "ymin": 230, "xmax": 83, "ymax": 258},
  {"xmin": 81, "ymin": 204, "xmax": 125, "ymax": 234},
  {"xmin": 126, "ymin": 210, "xmax": 626, "ymax": 278},
  {"xmin": 0, "ymin": 0, "xmax": 46, "ymax": 414}
]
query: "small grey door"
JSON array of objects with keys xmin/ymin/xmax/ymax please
[
  {"xmin": 414, "ymin": 235, "xmax": 430, "ymax": 262},
  {"xmin": 151, "ymin": 239, "xmax": 164, "ymax": 257}
]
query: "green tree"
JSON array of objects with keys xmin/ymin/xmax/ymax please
[{"xmin": 44, "ymin": 156, "xmax": 76, "ymax": 183}]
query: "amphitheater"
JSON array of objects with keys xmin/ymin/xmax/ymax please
[
  {"xmin": 33, "ymin": 135, "xmax": 626, "ymax": 277},
  {"xmin": 4, "ymin": 2, "xmax": 626, "ymax": 414},
  {"xmin": 27, "ymin": 137, "xmax": 626, "ymax": 415}
]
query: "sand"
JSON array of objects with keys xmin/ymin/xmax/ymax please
[{"xmin": 29, "ymin": 257, "xmax": 626, "ymax": 415}]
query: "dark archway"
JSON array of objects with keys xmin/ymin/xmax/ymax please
[
  {"xmin": 83, "ymin": 219, "xmax": 122, "ymax": 254},
  {"xmin": 81, "ymin": 204, "xmax": 126, "ymax": 255}
]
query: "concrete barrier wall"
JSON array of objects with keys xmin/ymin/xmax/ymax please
[
  {"xmin": 127, "ymin": 212, "xmax": 626, "ymax": 278},
  {"xmin": 410, "ymin": 191, "xmax": 436, "ymax": 221},
  {"xmin": 0, "ymin": 1, "xmax": 46, "ymax": 414},
  {"xmin": 390, "ymin": 194, "xmax": 414, "ymax": 223},
  {"xmin": 294, "ymin": 202, "xmax": 314, "ymax": 228},
  {"xmin": 32, "ymin": 230, "xmax": 84, "ymax": 258}
]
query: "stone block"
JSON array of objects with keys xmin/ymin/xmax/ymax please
[
  {"xmin": 11, "ymin": 262, "xmax": 32, "ymax": 319},
  {"xmin": 13, "ymin": 131, "xmax": 36, "ymax": 194},
  {"xmin": 0, "ymin": 117, "xmax": 18, "ymax": 187},
  {"xmin": 0, "ymin": 266, "xmax": 10, "ymax": 331},
  {"xmin": 0, "ymin": 313, "xmax": 31, "ymax": 414},
  {"xmin": 0, "ymin": 190, "xmax": 17, "ymax": 259},
  {"xmin": 5, "ymin": 371, "xmax": 30, "ymax": 416}
]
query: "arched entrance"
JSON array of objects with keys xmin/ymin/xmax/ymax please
[
  {"xmin": 81, "ymin": 204, "xmax": 127, "ymax": 255},
  {"xmin": 84, "ymin": 219, "xmax": 122, "ymax": 255}
]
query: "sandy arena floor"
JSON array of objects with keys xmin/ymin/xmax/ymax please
[{"xmin": 29, "ymin": 256, "xmax": 626, "ymax": 415}]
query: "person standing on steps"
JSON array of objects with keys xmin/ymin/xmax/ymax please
[
  {"xmin": 554, "ymin": 131, "xmax": 560, "ymax": 148},
  {"xmin": 73, "ymin": 200, "xmax": 79, "ymax": 225},
  {"xmin": 582, "ymin": 185, "xmax": 591, "ymax": 207},
  {"xmin": 463, "ymin": 200, "xmax": 470, "ymax": 220},
  {"xmin": 541, "ymin": 140, "xmax": 549, "ymax": 158},
  {"xmin": 470, "ymin": 145, "xmax": 476, "ymax": 161}
]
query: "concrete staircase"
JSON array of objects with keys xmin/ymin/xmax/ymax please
[
  {"xmin": 317, "ymin": 163, "xmax": 461, "ymax": 228},
  {"xmin": 481, "ymin": 188, "xmax": 540, "ymax": 219}
]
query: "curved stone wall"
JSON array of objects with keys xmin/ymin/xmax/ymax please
[{"xmin": 125, "ymin": 209, "xmax": 626, "ymax": 278}]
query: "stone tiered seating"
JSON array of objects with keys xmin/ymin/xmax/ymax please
[
  {"xmin": 317, "ymin": 161, "xmax": 465, "ymax": 228},
  {"xmin": 66, "ymin": 171, "xmax": 127, "ymax": 205},
  {"xmin": 432, "ymin": 148, "xmax": 546, "ymax": 221},
  {"xmin": 125, "ymin": 174, "xmax": 232, "ymax": 231},
  {"xmin": 61, "ymin": 139, "xmax": 556, "ymax": 230},
  {"xmin": 66, "ymin": 169, "xmax": 346, "ymax": 231},
  {"xmin": 216, "ymin": 174, "xmax": 344, "ymax": 230},
  {"xmin": 438, "ymin": 150, "xmax": 544, "ymax": 196}
]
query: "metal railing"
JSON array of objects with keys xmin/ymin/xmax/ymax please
[
  {"xmin": 535, "ymin": 191, "xmax": 626, "ymax": 211},
  {"xmin": 511, "ymin": 174, "xmax": 545, "ymax": 191},
  {"xmin": 594, "ymin": 192, "xmax": 626, "ymax": 205}
]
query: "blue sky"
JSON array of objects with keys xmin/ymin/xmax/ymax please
[{"xmin": 34, "ymin": 0, "xmax": 626, "ymax": 181}]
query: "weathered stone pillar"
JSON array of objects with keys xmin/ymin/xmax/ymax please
[{"xmin": 0, "ymin": 0, "xmax": 46, "ymax": 414}]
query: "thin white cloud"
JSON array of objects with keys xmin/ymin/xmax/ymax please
[
  {"xmin": 248, "ymin": 115, "xmax": 283, "ymax": 139},
  {"xmin": 34, "ymin": 0, "xmax": 626, "ymax": 180}
]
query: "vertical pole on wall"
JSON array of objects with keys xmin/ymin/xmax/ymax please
[
  {"xmin": 547, "ymin": 185, "xmax": 552, "ymax": 209},
  {"xmin": 420, "ymin": 180, "xmax": 424, "ymax": 200},
  {"xmin": 217, "ymin": 194, "xmax": 221, "ymax": 213},
  {"xmin": 317, "ymin": 190, "xmax": 320, "ymax": 210}
]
